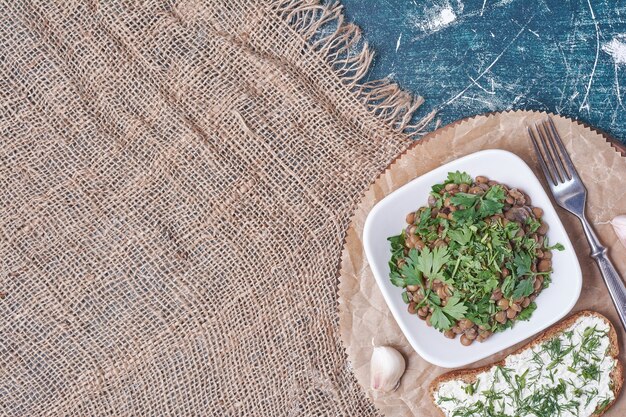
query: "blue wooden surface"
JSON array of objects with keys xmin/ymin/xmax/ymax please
[{"xmin": 341, "ymin": 0, "xmax": 626, "ymax": 143}]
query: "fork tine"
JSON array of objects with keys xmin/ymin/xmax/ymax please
[
  {"xmin": 547, "ymin": 117, "xmax": 579, "ymax": 180},
  {"xmin": 534, "ymin": 122, "xmax": 562, "ymax": 184},
  {"xmin": 541, "ymin": 120, "xmax": 570, "ymax": 181},
  {"xmin": 528, "ymin": 126, "xmax": 557, "ymax": 186}
]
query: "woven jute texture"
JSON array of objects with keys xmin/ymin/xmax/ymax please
[{"xmin": 0, "ymin": 0, "xmax": 432, "ymax": 415}]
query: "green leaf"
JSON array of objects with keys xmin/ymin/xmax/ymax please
[
  {"xmin": 401, "ymin": 292, "xmax": 410, "ymax": 304},
  {"xmin": 526, "ymin": 217, "xmax": 541, "ymax": 233},
  {"xmin": 430, "ymin": 296, "xmax": 467, "ymax": 331},
  {"xmin": 492, "ymin": 318, "xmax": 515, "ymax": 332},
  {"xmin": 387, "ymin": 233, "xmax": 405, "ymax": 247},
  {"xmin": 489, "ymin": 228, "xmax": 504, "ymax": 249},
  {"xmin": 484, "ymin": 277, "xmax": 499, "ymax": 293},
  {"xmin": 474, "ymin": 185, "xmax": 505, "ymax": 217},
  {"xmin": 484, "ymin": 185, "xmax": 506, "ymax": 202},
  {"xmin": 450, "ymin": 192, "xmax": 479, "ymax": 207},
  {"xmin": 517, "ymin": 302, "xmax": 537, "ymax": 321},
  {"xmin": 431, "ymin": 184, "xmax": 444, "ymax": 193},
  {"xmin": 477, "ymin": 198, "xmax": 504, "ymax": 217},
  {"xmin": 397, "ymin": 249, "xmax": 424, "ymax": 287},
  {"xmin": 447, "ymin": 227, "xmax": 472, "ymax": 245},
  {"xmin": 545, "ymin": 242, "xmax": 565, "ymax": 251},
  {"xmin": 504, "ymin": 221, "xmax": 521, "ymax": 239},
  {"xmin": 502, "ymin": 276, "xmax": 515, "ymax": 298},
  {"xmin": 541, "ymin": 275, "xmax": 552, "ymax": 289},
  {"xmin": 512, "ymin": 278, "xmax": 534, "ymax": 299},
  {"xmin": 464, "ymin": 294, "xmax": 492, "ymax": 328},
  {"xmin": 407, "ymin": 248, "xmax": 421, "ymax": 265},
  {"xmin": 418, "ymin": 207, "xmax": 432, "ymax": 227},
  {"xmin": 522, "ymin": 236, "xmax": 537, "ymax": 252},
  {"xmin": 445, "ymin": 171, "xmax": 473, "ymax": 185},
  {"xmin": 442, "ymin": 296, "xmax": 467, "ymax": 320},
  {"xmin": 387, "ymin": 231, "xmax": 406, "ymax": 259},
  {"xmin": 513, "ymin": 252, "xmax": 532, "ymax": 277},
  {"xmin": 415, "ymin": 246, "xmax": 451, "ymax": 280},
  {"xmin": 428, "ymin": 291, "xmax": 442, "ymax": 306},
  {"xmin": 389, "ymin": 271, "xmax": 405, "ymax": 288},
  {"xmin": 452, "ymin": 207, "xmax": 477, "ymax": 223},
  {"xmin": 430, "ymin": 306, "xmax": 452, "ymax": 330},
  {"xmin": 400, "ymin": 263, "xmax": 423, "ymax": 286}
]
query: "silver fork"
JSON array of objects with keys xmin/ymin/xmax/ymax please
[{"xmin": 528, "ymin": 118, "xmax": 626, "ymax": 330}]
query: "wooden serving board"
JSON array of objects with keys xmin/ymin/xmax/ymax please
[{"xmin": 337, "ymin": 110, "xmax": 626, "ymax": 417}]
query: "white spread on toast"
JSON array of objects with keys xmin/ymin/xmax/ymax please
[{"xmin": 434, "ymin": 316, "xmax": 617, "ymax": 417}]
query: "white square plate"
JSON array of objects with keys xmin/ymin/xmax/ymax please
[{"xmin": 363, "ymin": 149, "xmax": 582, "ymax": 368}]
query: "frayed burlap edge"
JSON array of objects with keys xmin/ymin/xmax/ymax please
[
  {"xmin": 274, "ymin": 0, "xmax": 435, "ymax": 137},
  {"xmin": 2, "ymin": 1, "xmax": 433, "ymax": 415}
]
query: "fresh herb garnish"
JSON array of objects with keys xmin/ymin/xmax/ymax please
[
  {"xmin": 545, "ymin": 242, "xmax": 565, "ymax": 251},
  {"xmin": 431, "ymin": 296, "xmax": 468, "ymax": 330},
  {"xmin": 581, "ymin": 363, "xmax": 600, "ymax": 381},
  {"xmin": 413, "ymin": 246, "xmax": 450, "ymax": 283},
  {"xmin": 451, "ymin": 186, "xmax": 505, "ymax": 223},
  {"xmin": 401, "ymin": 291, "xmax": 410, "ymax": 304},
  {"xmin": 512, "ymin": 278, "xmax": 535, "ymax": 299},
  {"xmin": 445, "ymin": 171, "xmax": 473, "ymax": 185}
]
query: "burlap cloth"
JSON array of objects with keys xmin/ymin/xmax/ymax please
[
  {"xmin": 338, "ymin": 111, "xmax": 626, "ymax": 416},
  {"xmin": 0, "ymin": 1, "xmax": 439, "ymax": 415}
]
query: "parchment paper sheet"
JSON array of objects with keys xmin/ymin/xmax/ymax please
[{"xmin": 338, "ymin": 111, "xmax": 626, "ymax": 416}]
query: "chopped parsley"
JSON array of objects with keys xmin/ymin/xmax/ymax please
[{"xmin": 388, "ymin": 172, "xmax": 564, "ymax": 340}]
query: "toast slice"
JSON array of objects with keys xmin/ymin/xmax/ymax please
[{"xmin": 430, "ymin": 310, "xmax": 623, "ymax": 417}]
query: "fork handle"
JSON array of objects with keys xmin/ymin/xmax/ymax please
[{"xmin": 580, "ymin": 216, "xmax": 626, "ymax": 329}]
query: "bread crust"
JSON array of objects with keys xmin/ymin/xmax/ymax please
[{"xmin": 429, "ymin": 310, "xmax": 623, "ymax": 417}]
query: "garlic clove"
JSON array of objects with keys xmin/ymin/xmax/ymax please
[
  {"xmin": 610, "ymin": 215, "xmax": 626, "ymax": 249},
  {"xmin": 370, "ymin": 346, "xmax": 406, "ymax": 393}
]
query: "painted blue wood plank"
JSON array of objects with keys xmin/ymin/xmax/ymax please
[{"xmin": 341, "ymin": 0, "xmax": 626, "ymax": 143}]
